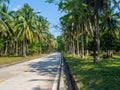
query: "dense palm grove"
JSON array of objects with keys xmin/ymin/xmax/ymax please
[
  {"xmin": 0, "ymin": 0, "xmax": 120, "ymax": 62},
  {"xmin": 48, "ymin": 0, "xmax": 120, "ymax": 62},
  {"xmin": 0, "ymin": 0, "xmax": 58, "ymax": 58}
]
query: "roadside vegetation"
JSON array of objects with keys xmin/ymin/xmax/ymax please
[
  {"xmin": 0, "ymin": 54, "xmax": 47, "ymax": 66},
  {"xmin": 55, "ymin": 0, "xmax": 120, "ymax": 62},
  {"xmin": 1, "ymin": 0, "xmax": 120, "ymax": 89},
  {"xmin": 47, "ymin": 0, "xmax": 120, "ymax": 89},
  {"xmin": 0, "ymin": 0, "xmax": 58, "ymax": 63},
  {"xmin": 65, "ymin": 54, "xmax": 120, "ymax": 90}
]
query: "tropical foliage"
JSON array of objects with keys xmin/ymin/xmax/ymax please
[
  {"xmin": 47, "ymin": 0, "xmax": 120, "ymax": 62},
  {"xmin": 0, "ymin": 1, "xmax": 57, "ymax": 58}
]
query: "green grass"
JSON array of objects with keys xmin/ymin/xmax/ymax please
[
  {"xmin": 0, "ymin": 54, "xmax": 47, "ymax": 66},
  {"xmin": 65, "ymin": 54, "xmax": 120, "ymax": 90}
]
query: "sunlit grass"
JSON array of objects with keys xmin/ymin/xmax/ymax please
[
  {"xmin": 26, "ymin": 54, "xmax": 47, "ymax": 60},
  {"xmin": 65, "ymin": 54, "xmax": 120, "ymax": 90},
  {"xmin": 0, "ymin": 54, "xmax": 47, "ymax": 66},
  {"xmin": 0, "ymin": 57, "xmax": 22, "ymax": 65}
]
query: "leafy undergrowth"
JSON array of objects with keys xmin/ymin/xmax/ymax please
[
  {"xmin": 65, "ymin": 54, "xmax": 120, "ymax": 90},
  {"xmin": 0, "ymin": 54, "xmax": 47, "ymax": 66}
]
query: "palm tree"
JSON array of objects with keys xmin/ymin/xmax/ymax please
[
  {"xmin": 60, "ymin": 15, "xmax": 75, "ymax": 56},
  {"xmin": 34, "ymin": 15, "xmax": 50, "ymax": 54},
  {"xmin": 48, "ymin": 0, "xmax": 120, "ymax": 60},
  {"xmin": 0, "ymin": 3, "xmax": 14, "ymax": 56},
  {"xmin": 14, "ymin": 4, "xmax": 38, "ymax": 58},
  {"xmin": 100, "ymin": 7, "xmax": 120, "ymax": 57}
]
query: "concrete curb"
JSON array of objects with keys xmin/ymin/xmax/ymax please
[
  {"xmin": 52, "ymin": 57, "xmax": 62, "ymax": 90},
  {"xmin": 63, "ymin": 56, "xmax": 79, "ymax": 90},
  {"xmin": 59, "ymin": 56, "xmax": 65, "ymax": 90}
]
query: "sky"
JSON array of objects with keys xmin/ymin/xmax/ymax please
[{"xmin": 8, "ymin": 0, "xmax": 63, "ymax": 38}]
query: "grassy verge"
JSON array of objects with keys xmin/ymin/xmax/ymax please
[
  {"xmin": 0, "ymin": 54, "xmax": 47, "ymax": 66},
  {"xmin": 64, "ymin": 54, "xmax": 120, "ymax": 90}
]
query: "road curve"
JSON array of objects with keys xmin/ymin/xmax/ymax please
[{"xmin": 0, "ymin": 53, "xmax": 62, "ymax": 90}]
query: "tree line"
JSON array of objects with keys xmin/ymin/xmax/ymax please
[
  {"xmin": 0, "ymin": 0, "xmax": 58, "ymax": 58},
  {"xmin": 47, "ymin": 0, "xmax": 120, "ymax": 62}
]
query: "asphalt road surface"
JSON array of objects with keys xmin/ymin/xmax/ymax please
[{"xmin": 0, "ymin": 53, "xmax": 62, "ymax": 90}]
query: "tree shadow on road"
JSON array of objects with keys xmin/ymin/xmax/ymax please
[
  {"xmin": 32, "ymin": 86, "xmax": 41, "ymax": 90},
  {"xmin": 28, "ymin": 56, "xmax": 60, "ymax": 76},
  {"xmin": 32, "ymin": 86, "xmax": 51, "ymax": 90}
]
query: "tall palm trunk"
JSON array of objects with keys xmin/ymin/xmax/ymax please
[
  {"xmin": 97, "ymin": 27, "xmax": 100, "ymax": 60},
  {"xmin": 76, "ymin": 27, "xmax": 79, "ymax": 55},
  {"xmin": 68, "ymin": 43, "xmax": 71, "ymax": 53},
  {"xmin": 69, "ymin": 31, "xmax": 73, "ymax": 55},
  {"xmin": 15, "ymin": 41, "xmax": 18, "ymax": 56},
  {"xmin": 9, "ymin": 40, "xmax": 13, "ymax": 55},
  {"xmin": 93, "ymin": 15, "xmax": 98, "ymax": 62},
  {"xmin": 26, "ymin": 41, "xmax": 28, "ymax": 55},
  {"xmin": 81, "ymin": 24, "xmax": 84, "ymax": 58},
  {"xmin": 72, "ymin": 40, "xmax": 75, "ymax": 56},
  {"xmin": 4, "ymin": 41, "xmax": 8, "ymax": 56},
  {"xmin": 23, "ymin": 35, "xmax": 26, "ymax": 58},
  {"xmin": 93, "ymin": 1, "xmax": 101, "ymax": 62},
  {"xmin": 39, "ymin": 43, "xmax": 41, "ymax": 54},
  {"xmin": 39, "ymin": 38, "xmax": 42, "ymax": 54},
  {"xmin": 96, "ymin": 14, "xmax": 100, "ymax": 60},
  {"xmin": 93, "ymin": 30, "xmax": 97, "ymax": 62},
  {"xmin": 85, "ymin": 32, "xmax": 89, "ymax": 55}
]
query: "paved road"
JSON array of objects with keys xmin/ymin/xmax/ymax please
[{"xmin": 0, "ymin": 53, "xmax": 62, "ymax": 90}]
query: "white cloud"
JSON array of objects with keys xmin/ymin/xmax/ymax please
[{"xmin": 12, "ymin": 5, "xmax": 21, "ymax": 11}]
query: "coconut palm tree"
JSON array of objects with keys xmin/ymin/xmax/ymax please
[
  {"xmin": 0, "ymin": 3, "xmax": 14, "ymax": 56},
  {"xmin": 14, "ymin": 4, "xmax": 38, "ymax": 58},
  {"xmin": 34, "ymin": 15, "xmax": 50, "ymax": 54},
  {"xmin": 47, "ymin": 0, "xmax": 120, "ymax": 57},
  {"xmin": 100, "ymin": 7, "xmax": 120, "ymax": 57}
]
